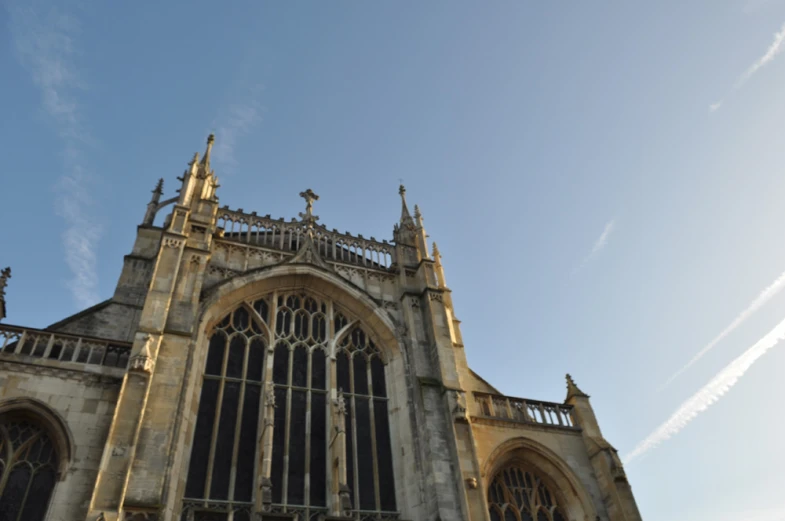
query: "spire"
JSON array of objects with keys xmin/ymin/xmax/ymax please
[
  {"xmin": 151, "ymin": 178, "xmax": 164, "ymax": 202},
  {"xmin": 566, "ymin": 374, "xmax": 590, "ymax": 400},
  {"xmin": 200, "ymin": 133, "xmax": 215, "ymax": 168},
  {"xmin": 399, "ymin": 184, "xmax": 414, "ymax": 225},
  {"xmin": 0, "ymin": 266, "xmax": 10, "ymax": 322}
]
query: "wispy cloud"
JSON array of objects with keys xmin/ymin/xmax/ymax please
[
  {"xmin": 661, "ymin": 268, "xmax": 785, "ymax": 389},
  {"xmin": 710, "ymin": 20, "xmax": 785, "ymax": 112},
  {"xmin": 574, "ymin": 219, "xmax": 616, "ymax": 273},
  {"xmin": 624, "ymin": 315, "xmax": 785, "ymax": 464},
  {"xmin": 9, "ymin": 3, "xmax": 101, "ymax": 308},
  {"xmin": 210, "ymin": 83, "xmax": 265, "ymax": 176}
]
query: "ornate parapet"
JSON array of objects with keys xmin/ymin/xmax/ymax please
[
  {"xmin": 215, "ymin": 206, "xmax": 396, "ymax": 271},
  {"xmin": 472, "ymin": 391, "xmax": 579, "ymax": 431},
  {"xmin": 0, "ymin": 323, "xmax": 132, "ymax": 370}
]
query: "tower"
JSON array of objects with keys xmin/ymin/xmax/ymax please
[{"xmin": 0, "ymin": 136, "xmax": 642, "ymax": 521}]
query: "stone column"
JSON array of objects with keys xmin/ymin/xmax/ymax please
[{"xmin": 86, "ymin": 233, "xmax": 186, "ymax": 521}]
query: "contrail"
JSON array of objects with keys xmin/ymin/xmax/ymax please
[
  {"xmin": 661, "ymin": 268, "xmax": 785, "ymax": 389},
  {"xmin": 625, "ymin": 315, "xmax": 785, "ymax": 464}
]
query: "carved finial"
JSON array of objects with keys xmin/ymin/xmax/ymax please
[
  {"xmin": 399, "ymin": 184, "xmax": 414, "ymax": 225},
  {"xmin": 265, "ymin": 381, "xmax": 276, "ymax": 409},
  {"xmin": 153, "ymin": 178, "xmax": 164, "ymax": 195},
  {"xmin": 414, "ymin": 204, "xmax": 422, "ymax": 220},
  {"xmin": 0, "ymin": 267, "xmax": 10, "ymax": 322},
  {"xmin": 298, "ymin": 189, "xmax": 320, "ymax": 228},
  {"xmin": 432, "ymin": 241, "xmax": 441, "ymax": 259},
  {"xmin": 200, "ymin": 133, "xmax": 215, "ymax": 167},
  {"xmin": 566, "ymin": 374, "xmax": 589, "ymax": 400},
  {"xmin": 335, "ymin": 389, "xmax": 348, "ymax": 417}
]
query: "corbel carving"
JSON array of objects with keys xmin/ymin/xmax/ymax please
[{"xmin": 128, "ymin": 334, "xmax": 155, "ymax": 374}]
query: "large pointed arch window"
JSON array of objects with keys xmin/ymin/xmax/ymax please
[
  {"xmin": 0, "ymin": 415, "xmax": 59, "ymax": 521},
  {"xmin": 183, "ymin": 291, "xmax": 397, "ymax": 521},
  {"xmin": 487, "ymin": 466, "xmax": 566, "ymax": 521}
]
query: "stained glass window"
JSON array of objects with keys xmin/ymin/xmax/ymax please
[
  {"xmin": 183, "ymin": 292, "xmax": 396, "ymax": 520},
  {"xmin": 487, "ymin": 466, "xmax": 566, "ymax": 521},
  {"xmin": 0, "ymin": 416, "xmax": 59, "ymax": 521}
]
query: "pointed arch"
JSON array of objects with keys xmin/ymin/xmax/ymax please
[
  {"xmin": 0, "ymin": 398, "xmax": 73, "ymax": 480},
  {"xmin": 199, "ymin": 264, "xmax": 403, "ymax": 362},
  {"xmin": 178, "ymin": 264, "xmax": 406, "ymax": 519},
  {"xmin": 482, "ymin": 437, "xmax": 598, "ymax": 521}
]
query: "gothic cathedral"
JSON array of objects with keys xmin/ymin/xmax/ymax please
[{"xmin": 0, "ymin": 136, "xmax": 642, "ymax": 521}]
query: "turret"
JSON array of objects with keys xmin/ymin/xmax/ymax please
[
  {"xmin": 0, "ymin": 266, "xmax": 10, "ymax": 322},
  {"xmin": 566, "ymin": 374, "xmax": 642, "ymax": 521}
]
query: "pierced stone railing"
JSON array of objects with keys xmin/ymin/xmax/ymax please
[
  {"xmin": 216, "ymin": 207, "xmax": 396, "ymax": 271},
  {"xmin": 0, "ymin": 324, "xmax": 131, "ymax": 370},
  {"xmin": 473, "ymin": 392, "xmax": 578, "ymax": 430}
]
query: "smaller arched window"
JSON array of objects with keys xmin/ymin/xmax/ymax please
[
  {"xmin": 487, "ymin": 465, "xmax": 566, "ymax": 521},
  {"xmin": 0, "ymin": 415, "xmax": 59, "ymax": 521}
]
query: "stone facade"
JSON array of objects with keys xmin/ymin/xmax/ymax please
[{"xmin": 0, "ymin": 136, "xmax": 643, "ymax": 521}]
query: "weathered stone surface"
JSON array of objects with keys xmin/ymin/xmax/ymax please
[{"xmin": 0, "ymin": 138, "xmax": 642, "ymax": 521}]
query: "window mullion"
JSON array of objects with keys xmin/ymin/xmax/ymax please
[
  {"xmin": 350, "ymin": 393, "xmax": 359, "ymax": 517},
  {"xmin": 366, "ymin": 362, "xmax": 381, "ymax": 512},
  {"xmin": 205, "ymin": 339, "xmax": 229, "ymax": 500},
  {"xmin": 282, "ymin": 344, "xmax": 294, "ymax": 506},
  {"xmin": 227, "ymin": 339, "xmax": 251, "ymax": 502},
  {"xmin": 304, "ymin": 350, "xmax": 313, "ymax": 509}
]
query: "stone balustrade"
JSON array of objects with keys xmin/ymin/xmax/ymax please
[
  {"xmin": 0, "ymin": 323, "xmax": 131, "ymax": 369},
  {"xmin": 473, "ymin": 392, "xmax": 578, "ymax": 430},
  {"xmin": 216, "ymin": 207, "xmax": 395, "ymax": 271}
]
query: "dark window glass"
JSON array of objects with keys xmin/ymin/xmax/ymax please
[
  {"xmin": 292, "ymin": 346, "xmax": 308, "ymax": 388},
  {"xmin": 195, "ymin": 513, "xmax": 227, "ymax": 521},
  {"xmin": 246, "ymin": 338, "xmax": 265, "ymax": 382},
  {"xmin": 353, "ymin": 355, "xmax": 369, "ymax": 396},
  {"xmin": 276, "ymin": 309, "xmax": 291, "ymax": 337},
  {"xmin": 355, "ymin": 398, "xmax": 375, "ymax": 510},
  {"xmin": 270, "ymin": 387, "xmax": 288, "ymax": 504},
  {"xmin": 287, "ymin": 390, "xmax": 307, "ymax": 505},
  {"xmin": 235, "ymin": 384, "xmax": 260, "ymax": 502},
  {"xmin": 19, "ymin": 466, "xmax": 56, "ymax": 521},
  {"xmin": 253, "ymin": 298, "xmax": 269, "ymax": 323},
  {"xmin": 294, "ymin": 311, "xmax": 308, "ymax": 340},
  {"xmin": 371, "ymin": 357, "xmax": 386, "ymax": 397},
  {"xmin": 0, "ymin": 418, "xmax": 59, "ymax": 521},
  {"xmin": 226, "ymin": 336, "xmax": 246, "ymax": 379},
  {"xmin": 310, "ymin": 393, "xmax": 327, "ymax": 507},
  {"xmin": 205, "ymin": 333, "xmax": 226, "ymax": 376},
  {"xmin": 344, "ymin": 400, "xmax": 354, "ymax": 508},
  {"xmin": 232, "ymin": 307, "xmax": 249, "ymax": 331},
  {"xmin": 273, "ymin": 343, "xmax": 289, "ymax": 385},
  {"xmin": 311, "ymin": 350, "xmax": 326, "ymax": 390},
  {"xmin": 0, "ymin": 464, "xmax": 31, "ymax": 520},
  {"xmin": 210, "ymin": 382, "xmax": 240, "ymax": 499},
  {"xmin": 313, "ymin": 314, "xmax": 326, "ymax": 342},
  {"xmin": 374, "ymin": 399, "xmax": 396, "ymax": 511},
  {"xmin": 337, "ymin": 351, "xmax": 350, "ymax": 394},
  {"xmin": 186, "ymin": 379, "xmax": 219, "ymax": 498}
]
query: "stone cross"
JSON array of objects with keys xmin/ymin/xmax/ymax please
[{"xmin": 298, "ymin": 189, "xmax": 320, "ymax": 228}]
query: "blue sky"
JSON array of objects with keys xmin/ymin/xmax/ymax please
[{"xmin": 3, "ymin": 1, "xmax": 785, "ymax": 519}]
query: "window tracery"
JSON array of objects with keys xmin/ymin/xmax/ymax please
[
  {"xmin": 183, "ymin": 291, "xmax": 396, "ymax": 521},
  {"xmin": 487, "ymin": 466, "xmax": 565, "ymax": 521},
  {"xmin": 0, "ymin": 416, "xmax": 59, "ymax": 521}
]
